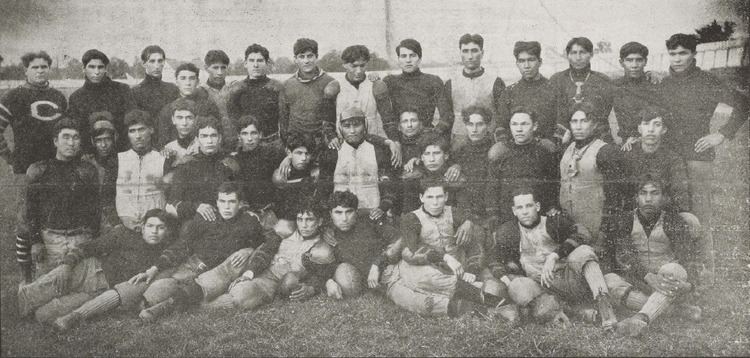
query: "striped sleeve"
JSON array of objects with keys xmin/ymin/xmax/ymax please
[{"xmin": 0, "ymin": 95, "xmax": 14, "ymax": 156}]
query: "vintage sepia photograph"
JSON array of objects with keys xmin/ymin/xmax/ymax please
[{"xmin": 1, "ymin": 0, "xmax": 748, "ymax": 356}]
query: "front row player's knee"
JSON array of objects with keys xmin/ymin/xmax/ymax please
[
  {"xmin": 482, "ymin": 278, "xmax": 509, "ymax": 300},
  {"xmin": 531, "ymin": 293, "xmax": 563, "ymax": 323},
  {"xmin": 508, "ymin": 277, "xmax": 543, "ymax": 307},
  {"xmin": 334, "ymin": 263, "xmax": 363, "ymax": 298},
  {"xmin": 142, "ymin": 278, "xmax": 180, "ymax": 307},
  {"xmin": 308, "ymin": 242, "xmax": 336, "ymax": 265},
  {"xmin": 279, "ymin": 272, "xmax": 303, "ymax": 298},
  {"xmin": 658, "ymin": 262, "xmax": 688, "ymax": 282},
  {"xmin": 567, "ymin": 244, "xmax": 599, "ymax": 273}
]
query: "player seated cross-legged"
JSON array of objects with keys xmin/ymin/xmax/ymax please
[
  {"xmin": 486, "ymin": 186, "xmax": 617, "ymax": 330},
  {"xmin": 603, "ymin": 172, "xmax": 703, "ymax": 337}
]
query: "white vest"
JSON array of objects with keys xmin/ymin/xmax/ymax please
[
  {"xmin": 448, "ymin": 67, "xmax": 499, "ymax": 136},
  {"xmin": 412, "ymin": 206, "xmax": 456, "ymax": 251},
  {"xmin": 333, "ymin": 141, "xmax": 381, "ymax": 209},
  {"xmin": 336, "ymin": 79, "xmax": 387, "ymax": 138},
  {"xmin": 269, "ymin": 231, "xmax": 320, "ymax": 279},
  {"xmin": 116, "ymin": 149, "xmax": 166, "ymax": 230},
  {"xmin": 559, "ymin": 139, "xmax": 607, "ymax": 240},
  {"xmin": 518, "ymin": 216, "xmax": 561, "ymax": 279},
  {"xmin": 630, "ymin": 212, "xmax": 676, "ymax": 273}
]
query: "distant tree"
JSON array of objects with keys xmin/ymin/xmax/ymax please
[
  {"xmin": 132, "ymin": 56, "xmax": 145, "ymax": 79},
  {"xmin": 318, "ymin": 50, "xmax": 345, "ymax": 72},
  {"xmin": 61, "ymin": 58, "xmax": 84, "ymax": 79},
  {"xmin": 366, "ymin": 52, "xmax": 393, "ymax": 71},
  {"xmin": 695, "ymin": 20, "xmax": 736, "ymax": 44},
  {"xmin": 272, "ymin": 56, "xmax": 296, "ymax": 74},
  {"xmin": 228, "ymin": 57, "xmax": 247, "ymax": 76},
  {"xmin": 108, "ymin": 57, "xmax": 130, "ymax": 79},
  {"xmin": 594, "ymin": 41, "xmax": 612, "ymax": 54},
  {"xmin": 1, "ymin": 63, "xmax": 25, "ymax": 80}
]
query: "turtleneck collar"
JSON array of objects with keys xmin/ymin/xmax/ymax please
[
  {"xmin": 462, "ymin": 67, "xmax": 485, "ymax": 79},
  {"xmin": 401, "ymin": 68, "xmax": 423, "ymax": 78},
  {"xmin": 206, "ymin": 77, "xmax": 226, "ymax": 90},
  {"xmin": 574, "ymin": 136, "xmax": 596, "ymax": 149},
  {"xmin": 246, "ymin": 75, "xmax": 269, "ymax": 85},
  {"xmin": 24, "ymin": 80, "xmax": 50, "ymax": 90},
  {"xmin": 569, "ymin": 65, "xmax": 591, "ymax": 81},
  {"xmin": 399, "ymin": 130, "xmax": 422, "ymax": 145},
  {"xmin": 466, "ymin": 136, "xmax": 493, "ymax": 152},
  {"xmin": 623, "ymin": 74, "xmax": 648, "ymax": 85},
  {"xmin": 177, "ymin": 135, "xmax": 195, "ymax": 149},
  {"xmin": 143, "ymin": 74, "xmax": 162, "ymax": 84},
  {"xmin": 295, "ymin": 68, "xmax": 323, "ymax": 83},
  {"xmin": 669, "ymin": 59, "xmax": 698, "ymax": 78},
  {"xmin": 83, "ymin": 76, "xmax": 112, "ymax": 90},
  {"xmin": 522, "ymin": 73, "xmax": 544, "ymax": 83}
]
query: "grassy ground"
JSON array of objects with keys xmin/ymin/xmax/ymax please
[{"xmin": 1, "ymin": 73, "xmax": 749, "ymax": 356}]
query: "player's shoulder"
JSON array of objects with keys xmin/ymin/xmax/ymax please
[{"xmin": 25, "ymin": 160, "xmax": 50, "ymax": 180}]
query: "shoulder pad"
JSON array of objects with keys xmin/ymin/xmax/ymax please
[
  {"xmin": 25, "ymin": 161, "xmax": 49, "ymax": 181},
  {"xmin": 323, "ymin": 80, "xmax": 340, "ymax": 98},
  {"xmin": 221, "ymin": 156, "xmax": 240, "ymax": 173}
]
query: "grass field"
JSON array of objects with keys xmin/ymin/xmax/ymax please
[{"xmin": 0, "ymin": 73, "xmax": 748, "ymax": 356}]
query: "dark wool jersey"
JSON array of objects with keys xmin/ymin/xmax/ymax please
[
  {"xmin": 496, "ymin": 76, "xmax": 557, "ymax": 139},
  {"xmin": 234, "ymin": 144, "xmax": 286, "ymax": 211},
  {"xmin": 68, "ymin": 77, "xmax": 136, "ymax": 152},
  {"xmin": 155, "ymin": 211, "xmax": 280, "ymax": 272},
  {"xmin": 279, "ymin": 70, "xmax": 338, "ymax": 142},
  {"xmin": 657, "ymin": 63, "xmax": 749, "ymax": 162},
  {"xmin": 384, "ymin": 69, "xmax": 453, "ymax": 135},
  {"xmin": 611, "ymin": 75, "xmax": 663, "ymax": 140},
  {"xmin": 452, "ymin": 136, "xmax": 494, "ymax": 217},
  {"xmin": 328, "ymin": 213, "xmax": 400, "ymax": 278},
  {"xmin": 131, "ymin": 75, "xmax": 180, "ymax": 123},
  {"xmin": 0, "ymin": 82, "xmax": 68, "ymax": 174},
  {"xmin": 401, "ymin": 164, "xmax": 470, "ymax": 214},
  {"xmin": 623, "ymin": 144, "xmax": 689, "ymax": 212},
  {"xmin": 16, "ymin": 158, "xmax": 100, "ymax": 244},
  {"xmin": 168, "ymin": 152, "xmax": 238, "ymax": 220},
  {"xmin": 549, "ymin": 67, "xmax": 614, "ymax": 141},
  {"xmin": 227, "ymin": 76, "xmax": 283, "ymax": 137},
  {"xmin": 156, "ymin": 88, "xmax": 222, "ymax": 148}
]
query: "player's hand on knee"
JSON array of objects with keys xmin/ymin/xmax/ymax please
[
  {"xmin": 326, "ymin": 279, "xmax": 343, "ymax": 300},
  {"xmin": 290, "ymin": 284, "xmax": 315, "ymax": 301},
  {"xmin": 230, "ymin": 250, "xmax": 252, "ymax": 268},
  {"xmin": 645, "ymin": 272, "xmax": 677, "ymax": 296},
  {"xmin": 443, "ymin": 254, "xmax": 464, "ymax": 277},
  {"xmin": 455, "ymin": 220, "xmax": 473, "ymax": 246},
  {"xmin": 541, "ymin": 253, "xmax": 558, "ymax": 288},
  {"xmin": 367, "ymin": 265, "xmax": 380, "ymax": 289}
]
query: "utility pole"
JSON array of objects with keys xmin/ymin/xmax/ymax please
[{"xmin": 384, "ymin": 0, "xmax": 395, "ymax": 63}]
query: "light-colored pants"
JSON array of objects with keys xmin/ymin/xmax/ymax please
[
  {"xmin": 605, "ymin": 262, "xmax": 689, "ymax": 310},
  {"xmin": 383, "ymin": 260, "xmax": 458, "ymax": 317},
  {"xmin": 142, "ymin": 255, "xmax": 207, "ymax": 306}
]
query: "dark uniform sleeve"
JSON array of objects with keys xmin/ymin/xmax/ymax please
[
  {"xmin": 226, "ymin": 82, "xmax": 244, "ymax": 122},
  {"xmin": 373, "ymin": 80, "xmax": 399, "ymax": 140},
  {"xmin": 433, "ymin": 77, "xmax": 454, "ymax": 135},
  {"xmin": 154, "ymin": 218, "xmax": 197, "ymax": 270},
  {"xmin": 244, "ymin": 219, "xmax": 283, "ymax": 275},
  {"xmin": 15, "ymin": 163, "xmax": 45, "ymax": 279},
  {"xmin": 710, "ymin": 75, "xmax": 749, "ymax": 140},
  {"xmin": 278, "ymin": 85, "xmax": 290, "ymax": 141},
  {"xmin": 548, "ymin": 213, "xmax": 589, "ymax": 259},
  {"xmin": 665, "ymin": 212, "xmax": 702, "ymax": 287},
  {"xmin": 400, "ymin": 212, "xmax": 445, "ymax": 265},
  {"xmin": 452, "ymin": 207, "xmax": 483, "ymax": 273},
  {"xmin": 597, "ymin": 144, "xmax": 629, "ymax": 232}
]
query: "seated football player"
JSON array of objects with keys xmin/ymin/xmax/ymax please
[
  {"xmin": 487, "ymin": 106, "xmax": 559, "ymax": 225},
  {"xmin": 133, "ymin": 182, "xmax": 281, "ymax": 322},
  {"xmin": 382, "ymin": 181, "xmax": 505, "ymax": 318},
  {"xmin": 52, "ymin": 209, "xmax": 176, "ymax": 330},
  {"xmin": 396, "ymin": 108, "xmax": 434, "ymax": 170},
  {"xmin": 318, "ymin": 107, "xmax": 400, "ymax": 222},
  {"xmin": 200, "ymin": 196, "xmax": 337, "ymax": 310},
  {"xmin": 603, "ymin": 173, "xmax": 702, "ymax": 337},
  {"xmin": 486, "ymin": 187, "xmax": 617, "ymax": 330},
  {"xmin": 162, "ymin": 98, "xmax": 200, "ymax": 167},
  {"xmin": 271, "ymin": 132, "xmax": 322, "ymax": 222},
  {"xmin": 322, "ymin": 191, "xmax": 401, "ymax": 299},
  {"xmin": 83, "ymin": 111, "xmax": 119, "ymax": 229},
  {"xmin": 166, "ymin": 116, "xmax": 239, "ymax": 222}
]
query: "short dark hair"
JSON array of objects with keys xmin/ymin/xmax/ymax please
[
  {"xmin": 638, "ymin": 105, "xmax": 670, "ymax": 125},
  {"xmin": 509, "ymin": 185, "xmax": 537, "ymax": 204},
  {"xmin": 666, "ymin": 33, "xmax": 698, "ymax": 52},
  {"xmin": 399, "ymin": 107, "xmax": 421, "ymax": 120},
  {"xmin": 510, "ymin": 106, "xmax": 538, "ymax": 123},
  {"xmin": 124, "ymin": 109, "xmax": 154, "ymax": 128},
  {"xmin": 140, "ymin": 45, "xmax": 166, "ymax": 63},
  {"xmin": 237, "ymin": 115, "xmax": 260, "ymax": 132},
  {"xmin": 569, "ymin": 101, "xmax": 597, "ymax": 123},
  {"xmin": 245, "ymin": 44, "xmax": 270, "ymax": 61},
  {"xmin": 619, "ymin": 41, "xmax": 649, "ymax": 59},
  {"xmin": 341, "ymin": 45, "xmax": 370, "ymax": 64},
  {"xmin": 21, "ymin": 51, "xmax": 52, "ymax": 68},
  {"xmin": 171, "ymin": 98, "xmax": 197, "ymax": 115},
  {"xmin": 294, "ymin": 38, "xmax": 318, "ymax": 57},
  {"xmin": 285, "ymin": 132, "xmax": 315, "ymax": 153},
  {"xmin": 328, "ymin": 190, "xmax": 358, "ymax": 210},
  {"xmin": 513, "ymin": 41, "xmax": 541, "ymax": 60},
  {"xmin": 53, "ymin": 117, "xmax": 80, "ymax": 138},
  {"xmin": 565, "ymin": 37, "xmax": 594, "ymax": 54},
  {"xmin": 418, "ymin": 131, "xmax": 449, "ymax": 155},
  {"xmin": 418, "ymin": 179, "xmax": 448, "ymax": 195},
  {"xmin": 204, "ymin": 50, "xmax": 230, "ymax": 66},
  {"xmin": 459, "ymin": 33, "xmax": 484, "ymax": 50},
  {"xmin": 396, "ymin": 38, "xmax": 422, "ymax": 58},
  {"xmin": 143, "ymin": 208, "xmax": 176, "ymax": 232},
  {"xmin": 217, "ymin": 181, "xmax": 243, "ymax": 201},
  {"xmin": 174, "ymin": 63, "xmax": 200, "ymax": 79},
  {"xmin": 461, "ymin": 105, "xmax": 492, "ymax": 124},
  {"xmin": 635, "ymin": 171, "xmax": 668, "ymax": 195},
  {"xmin": 195, "ymin": 115, "xmax": 222, "ymax": 133},
  {"xmin": 295, "ymin": 194, "xmax": 326, "ymax": 220},
  {"xmin": 82, "ymin": 49, "xmax": 109, "ymax": 66}
]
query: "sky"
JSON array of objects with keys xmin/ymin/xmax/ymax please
[{"xmin": 0, "ymin": 0, "xmax": 747, "ymax": 69}]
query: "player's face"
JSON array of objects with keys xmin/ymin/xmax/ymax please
[
  {"xmin": 465, "ymin": 114, "xmax": 488, "ymax": 142},
  {"xmin": 421, "ymin": 145, "xmax": 447, "ymax": 172},
  {"xmin": 340, "ymin": 119, "xmax": 366, "ymax": 145},
  {"xmin": 511, "ymin": 194, "xmax": 540, "ymax": 226},
  {"xmin": 509, "ymin": 113, "xmax": 537, "ymax": 145},
  {"xmin": 216, "ymin": 192, "xmax": 241, "ymax": 220},
  {"xmin": 142, "ymin": 217, "xmax": 169, "ymax": 245},
  {"xmin": 25, "ymin": 58, "xmax": 50, "ymax": 85},
  {"xmin": 399, "ymin": 112, "xmax": 421, "ymax": 137},
  {"xmin": 397, "ymin": 47, "xmax": 421, "ymax": 73},
  {"xmin": 344, "ymin": 59, "xmax": 368, "ymax": 82},
  {"xmin": 54, "ymin": 128, "xmax": 82, "ymax": 159},
  {"xmin": 296, "ymin": 212, "xmax": 321, "ymax": 238},
  {"xmin": 567, "ymin": 44, "xmax": 592, "ymax": 70},
  {"xmin": 239, "ymin": 124, "xmax": 261, "ymax": 151},
  {"xmin": 197, "ymin": 126, "xmax": 221, "ymax": 155},
  {"xmin": 127, "ymin": 123, "xmax": 153, "ymax": 152},
  {"xmin": 638, "ymin": 117, "xmax": 667, "ymax": 146},
  {"xmin": 289, "ymin": 147, "xmax": 311, "ymax": 170},
  {"xmin": 171, "ymin": 110, "xmax": 196, "ymax": 138},
  {"xmin": 176, "ymin": 70, "xmax": 199, "ymax": 96},
  {"xmin": 84, "ymin": 59, "xmax": 107, "ymax": 83},
  {"xmin": 93, "ymin": 132, "xmax": 115, "ymax": 158},
  {"xmin": 331, "ymin": 205, "xmax": 357, "ymax": 232},
  {"xmin": 516, "ymin": 51, "xmax": 541, "ymax": 80},
  {"xmin": 206, "ymin": 62, "xmax": 228, "ymax": 82},
  {"xmin": 569, "ymin": 110, "xmax": 596, "ymax": 141},
  {"xmin": 143, "ymin": 52, "xmax": 165, "ymax": 78},
  {"xmin": 668, "ymin": 45, "xmax": 695, "ymax": 73},
  {"xmin": 637, "ymin": 183, "xmax": 666, "ymax": 217},
  {"xmin": 460, "ymin": 42, "xmax": 483, "ymax": 71},
  {"xmin": 419, "ymin": 186, "xmax": 447, "ymax": 216},
  {"xmin": 294, "ymin": 51, "xmax": 318, "ymax": 75},
  {"xmin": 620, "ymin": 53, "xmax": 647, "ymax": 79},
  {"xmin": 245, "ymin": 52, "xmax": 268, "ymax": 79}
]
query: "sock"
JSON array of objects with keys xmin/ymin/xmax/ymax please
[
  {"xmin": 200, "ymin": 293, "xmax": 236, "ymax": 311},
  {"xmin": 639, "ymin": 292, "xmax": 674, "ymax": 322},
  {"xmin": 582, "ymin": 261, "xmax": 609, "ymax": 299},
  {"xmin": 74, "ymin": 289, "xmax": 121, "ymax": 319}
]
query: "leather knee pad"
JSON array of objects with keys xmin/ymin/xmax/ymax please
[
  {"xmin": 334, "ymin": 263, "xmax": 363, "ymax": 298},
  {"xmin": 508, "ymin": 277, "xmax": 543, "ymax": 306},
  {"xmin": 279, "ymin": 272, "xmax": 302, "ymax": 298}
]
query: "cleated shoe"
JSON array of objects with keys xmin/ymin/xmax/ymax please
[{"xmin": 53, "ymin": 312, "xmax": 82, "ymax": 332}]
